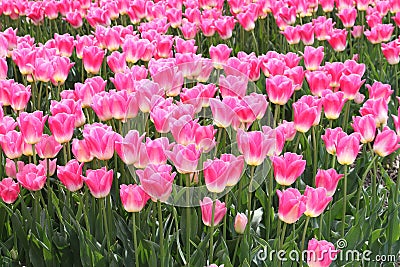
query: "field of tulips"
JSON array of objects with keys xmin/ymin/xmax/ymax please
[{"xmin": 0, "ymin": 0, "xmax": 400, "ymax": 266}]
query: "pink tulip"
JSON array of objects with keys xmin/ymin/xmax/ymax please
[
  {"xmin": 313, "ymin": 17, "xmax": 334, "ymax": 41},
  {"xmin": 352, "ymin": 115, "xmax": 376, "ymax": 143},
  {"xmin": 276, "ymin": 188, "xmax": 306, "ymax": 224},
  {"xmin": 293, "ymin": 102, "xmax": 318, "ymax": 133},
  {"xmin": 303, "ymin": 46, "xmax": 324, "ymax": 71},
  {"xmin": 120, "ymin": 184, "xmax": 150, "ymax": 212},
  {"xmin": 220, "ymin": 154, "xmax": 244, "ymax": 186},
  {"xmin": 214, "ymin": 16, "xmax": 236, "ymax": 40},
  {"xmin": 145, "ymin": 137, "xmax": 171, "ymax": 165},
  {"xmin": 32, "ymin": 58, "xmax": 54, "ymax": 83},
  {"xmin": 366, "ymin": 81, "xmax": 393, "ymax": 103},
  {"xmin": 321, "ymin": 90, "xmax": 347, "ymax": 120},
  {"xmin": 5, "ymin": 159, "xmax": 17, "ymax": 178},
  {"xmin": 136, "ymin": 164, "xmax": 176, "ymax": 202},
  {"xmin": 48, "ymin": 113, "xmax": 75, "ymax": 144},
  {"xmin": 65, "ymin": 11, "xmax": 83, "ymax": 28},
  {"xmin": 271, "ymin": 152, "xmax": 306, "ymax": 186},
  {"xmin": 51, "ymin": 56, "xmax": 74, "ymax": 86},
  {"xmin": 276, "ymin": 120, "xmax": 297, "ymax": 142},
  {"xmin": 373, "ymin": 127, "xmax": 400, "ymax": 157},
  {"xmin": 234, "ymin": 213, "xmax": 248, "ymax": 234},
  {"xmin": 50, "ymin": 99, "xmax": 85, "ymax": 128},
  {"xmin": 39, "ymin": 159, "xmax": 57, "ymax": 176},
  {"xmin": 16, "ymin": 163, "xmax": 47, "ymax": 191},
  {"xmin": 83, "ymin": 123, "xmax": 118, "ymax": 161},
  {"xmin": 17, "ymin": 111, "xmax": 47, "ymax": 145},
  {"xmin": 237, "ymin": 129, "xmax": 276, "ymax": 166},
  {"xmin": 0, "ymin": 178, "xmax": 20, "ymax": 204},
  {"xmin": 381, "ymin": 41, "xmax": 400, "ymax": 65},
  {"xmin": 135, "ymin": 79, "xmax": 164, "ymax": 113},
  {"xmin": 337, "ymin": 7, "xmax": 357, "ymax": 28},
  {"xmin": 57, "ymin": 159, "xmax": 84, "ymax": 192},
  {"xmin": 82, "ymin": 46, "xmax": 105, "ymax": 75},
  {"xmin": 307, "ymin": 239, "xmax": 338, "ymax": 267},
  {"xmin": 84, "ymin": 167, "xmax": 114, "ymax": 198},
  {"xmin": 107, "ymin": 51, "xmax": 127, "ymax": 73},
  {"xmin": 321, "ymin": 127, "xmax": 347, "ymax": 155},
  {"xmin": 54, "ymin": 33, "xmax": 75, "ymax": 57},
  {"xmin": 339, "ymin": 73, "xmax": 365, "ymax": 100},
  {"xmin": 72, "ymin": 139, "xmax": 93, "ymax": 163},
  {"xmin": 203, "ymin": 158, "xmax": 231, "ymax": 193},
  {"xmin": 0, "ymin": 130, "xmax": 24, "ymax": 159},
  {"xmin": 115, "ymin": 130, "xmax": 145, "ymax": 165},
  {"xmin": 219, "ymin": 74, "xmax": 248, "ymax": 98},
  {"xmin": 200, "ymin": 197, "xmax": 227, "ymax": 226},
  {"xmin": 209, "ymin": 44, "xmax": 232, "ymax": 69},
  {"xmin": 336, "ymin": 133, "xmax": 361, "ymax": 165},
  {"xmin": 305, "ymin": 71, "xmax": 331, "ymax": 97},
  {"xmin": 35, "ymin": 134, "xmax": 62, "ymax": 159},
  {"xmin": 359, "ymin": 99, "xmax": 388, "ymax": 127},
  {"xmin": 265, "ymin": 75, "xmax": 295, "ymax": 105},
  {"xmin": 303, "ymin": 186, "xmax": 332, "ymax": 217},
  {"xmin": 300, "ymin": 23, "xmax": 315, "ymax": 45},
  {"xmin": 315, "ymin": 169, "xmax": 344, "ymax": 197},
  {"xmin": 323, "ymin": 62, "xmax": 345, "ymax": 89},
  {"xmin": 165, "ymin": 144, "xmax": 201, "ymax": 174},
  {"xmin": 9, "ymin": 83, "xmax": 31, "ymax": 112},
  {"xmin": 209, "ymin": 98, "xmax": 237, "ymax": 128}
]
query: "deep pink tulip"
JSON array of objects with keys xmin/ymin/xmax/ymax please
[
  {"xmin": 0, "ymin": 178, "xmax": 20, "ymax": 204},
  {"xmin": 300, "ymin": 23, "xmax": 315, "ymax": 45},
  {"xmin": 293, "ymin": 102, "xmax": 318, "ymax": 133},
  {"xmin": 327, "ymin": 29, "xmax": 348, "ymax": 52},
  {"xmin": 135, "ymin": 79, "xmax": 164, "ymax": 113},
  {"xmin": 107, "ymin": 51, "xmax": 127, "ymax": 73},
  {"xmin": 165, "ymin": 144, "xmax": 201, "ymax": 174},
  {"xmin": 271, "ymin": 152, "xmax": 306, "ymax": 186},
  {"xmin": 83, "ymin": 123, "xmax": 118, "ymax": 161},
  {"xmin": 321, "ymin": 127, "xmax": 347, "ymax": 155},
  {"xmin": 315, "ymin": 169, "xmax": 344, "ymax": 197},
  {"xmin": 50, "ymin": 99, "xmax": 85, "ymax": 128},
  {"xmin": 209, "ymin": 44, "xmax": 232, "ymax": 69},
  {"xmin": 145, "ymin": 137, "xmax": 171, "ymax": 165},
  {"xmin": 214, "ymin": 16, "xmax": 236, "ymax": 40},
  {"xmin": 209, "ymin": 98, "xmax": 237, "ymax": 128},
  {"xmin": 16, "ymin": 163, "xmax": 47, "ymax": 191},
  {"xmin": 203, "ymin": 158, "xmax": 231, "ymax": 193},
  {"xmin": 136, "ymin": 164, "xmax": 176, "ymax": 202},
  {"xmin": 32, "ymin": 58, "xmax": 53, "ymax": 83},
  {"xmin": 5, "ymin": 159, "xmax": 17, "ymax": 178},
  {"xmin": 321, "ymin": 90, "xmax": 347, "ymax": 120},
  {"xmin": 120, "ymin": 184, "xmax": 150, "ymax": 212},
  {"xmin": 0, "ymin": 130, "xmax": 24, "ymax": 159},
  {"xmin": 381, "ymin": 41, "xmax": 400, "ymax": 65},
  {"xmin": 0, "ymin": 58, "xmax": 7, "ymax": 80},
  {"xmin": 276, "ymin": 120, "xmax": 297, "ymax": 142},
  {"xmin": 305, "ymin": 71, "xmax": 331, "ymax": 97},
  {"xmin": 71, "ymin": 138, "xmax": 94, "ymax": 163},
  {"xmin": 10, "ymin": 83, "xmax": 31, "ymax": 112},
  {"xmin": 351, "ymin": 115, "xmax": 376, "ymax": 143},
  {"xmin": 307, "ymin": 239, "xmax": 338, "ymax": 267},
  {"xmin": 366, "ymin": 81, "xmax": 393, "ymax": 103},
  {"xmin": 57, "ymin": 159, "xmax": 84, "ymax": 192},
  {"xmin": 84, "ymin": 167, "xmax": 113, "ymax": 198},
  {"xmin": 276, "ymin": 188, "xmax": 306, "ymax": 224},
  {"xmin": 48, "ymin": 113, "xmax": 75, "ymax": 144},
  {"xmin": 200, "ymin": 197, "xmax": 227, "ymax": 226},
  {"xmin": 82, "ymin": 46, "xmax": 105, "ymax": 75},
  {"xmin": 39, "ymin": 159, "xmax": 57, "ymax": 176},
  {"xmin": 220, "ymin": 154, "xmax": 244, "ymax": 186},
  {"xmin": 359, "ymin": 98, "xmax": 388, "ymax": 127},
  {"xmin": 373, "ymin": 127, "xmax": 400, "ymax": 157},
  {"xmin": 237, "ymin": 129, "xmax": 276, "ymax": 166},
  {"xmin": 17, "ymin": 111, "xmax": 47, "ymax": 145},
  {"xmin": 303, "ymin": 186, "xmax": 332, "ymax": 217},
  {"xmin": 194, "ymin": 125, "xmax": 217, "ymax": 153},
  {"xmin": 339, "ymin": 73, "xmax": 365, "ymax": 100},
  {"xmin": 323, "ymin": 62, "xmax": 345, "ymax": 89},
  {"xmin": 265, "ymin": 75, "xmax": 295, "ymax": 105},
  {"xmin": 35, "ymin": 134, "xmax": 62, "ymax": 159},
  {"xmin": 234, "ymin": 213, "xmax": 248, "ymax": 234},
  {"xmin": 51, "ymin": 56, "xmax": 74, "ymax": 86},
  {"xmin": 219, "ymin": 74, "xmax": 248, "ymax": 98},
  {"xmin": 303, "ymin": 46, "xmax": 324, "ymax": 71},
  {"xmin": 336, "ymin": 133, "xmax": 361, "ymax": 165},
  {"xmin": 337, "ymin": 7, "xmax": 357, "ymax": 28}
]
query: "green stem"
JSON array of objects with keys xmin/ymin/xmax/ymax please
[
  {"xmin": 274, "ymin": 104, "xmax": 280, "ymax": 128},
  {"xmin": 341, "ymin": 165, "xmax": 348, "ymax": 237},
  {"xmin": 355, "ymin": 154, "xmax": 379, "ymax": 215},
  {"xmin": 133, "ymin": 212, "xmax": 140, "ymax": 267},
  {"xmin": 266, "ymin": 167, "xmax": 274, "ymax": 241},
  {"xmin": 102, "ymin": 197, "xmax": 111, "ymax": 253},
  {"xmin": 312, "ymin": 126, "xmax": 318, "ymax": 180},
  {"xmin": 342, "ymin": 101, "xmax": 350, "ymax": 132},
  {"xmin": 319, "ymin": 215, "xmax": 323, "ymax": 240},
  {"xmin": 185, "ymin": 174, "xmax": 191, "ymax": 263},
  {"xmin": 300, "ymin": 217, "xmax": 311, "ymax": 267},
  {"xmin": 157, "ymin": 200, "xmax": 165, "ymax": 267},
  {"xmin": 388, "ymin": 165, "xmax": 400, "ymax": 254},
  {"xmin": 209, "ymin": 198, "xmax": 216, "ymax": 263},
  {"xmin": 232, "ymin": 235, "xmax": 241, "ymax": 267},
  {"xmin": 246, "ymin": 165, "xmax": 255, "ymax": 260},
  {"xmin": 32, "ymin": 144, "xmax": 37, "ymax": 165}
]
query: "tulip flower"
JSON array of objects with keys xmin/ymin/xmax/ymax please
[
  {"xmin": 339, "ymin": 74, "xmax": 365, "ymax": 100},
  {"xmin": 315, "ymin": 169, "xmax": 344, "ymax": 197},
  {"xmin": 321, "ymin": 127, "xmax": 347, "ymax": 155},
  {"xmin": 305, "ymin": 71, "xmax": 331, "ymax": 97},
  {"xmin": 307, "ymin": 239, "xmax": 338, "ymax": 267},
  {"xmin": 373, "ymin": 127, "xmax": 400, "ymax": 157},
  {"xmin": 17, "ymin": 111, "xmax": 48, "ymax": 145},
  {"xmin": 366, "ymin": 81, "xmax": 393, "ymax": 103},
  {"xmin": 200, "ymin": 197, "xmax": 227, "ymax": 227},
  {"xmin": 16, "ymin": 163, "xmax": 47, "ymax": 191},
  {"xmin": 237, "ymin": 129, "xmax": 276, "ymax": 166},
  {"xmin": 234, "ymin": 213, "xmax": 248, "ymax": 234},
  {"xmin": 119, "ymin": 184, "xmax": 150, "ymax": 212},
  {"xmin": 265, "ymin": 75, "xmax": 295, "ymax": 105},
  {"xmin": 39, "ymin": 159, "xmax": 57, "ymax": 177},
  {"xmin": 209, "ymin": 44, "xmax": 232, "ymax": 69},
  {"xmin": 84, "ymin": 167, "xmax": 114, "ymax": 198},
  {"xmin": 0, "ymin": 58, "xmax": 7, "ymax": 80},
  {"xmin": 322, "ymin": 90, "xmax": 347, "ymax": 120},
  {"xmin": 145, "ymin": 137, "xmax": 171, "ymax": 165},
  {"xmin": 51, "ymin": 56, "xmax": 75, "ymax": 86},
  {"xmin": 83, "ymin": 123, "xmax": 118, "ymax": 161},
  {"xmin": 35, "ymin": 134, "xmax": 62, "ymax": 159},
  {"xmin": 71, "ymin": 139, "xmax": 94, "ymax": 163},
  {"xmin": 359, "ymin": 98, "xmax": 388, "ymax": 127},
  {"xmin": 303, "ymin": 46, "xmax": 324, "ymax": 71},
  {"xmin": 276, "ymin": 188, "xmax": 306, "ymax": 224},
  {"xmin": 351, "ymin": 115, "xmax": 376, "ymax": 143},
  {"xmin": 165, "ymin": 144, "xmax": 201, "ymax": 174},
  {"xmin": 48, "ymin": 113, "xmax": 75, "ymax": 144},
  {"xmin": 293, "ymin": 101, "xmax": 319, "ymax": 133},
  {"xmin": 271, "ymin": 152, "xmax": 306, "ymax": 186},
  {"xmin": 336, "ymin": 133, "xmax": 361, "ymax": 165},
  {"xmin": 136, "ymin": 164, "xmax": 176, "ymax": 202},
  {"xmin": 0, "ymin": 130, "xmax": 24, "ymax": 159},
  {"xmin": 337, "ymin": 8, "xmax": 357, "ymax": 28},
  {"xmin": 57, "ymin": 159, "xmax": 84, "ymax": 192},
  {"xmin": 5, "ymin": 159, "xmax": 17, "ymax": 178},
  {"xmin": 115, "ymin": 130, "xmax": 146, "ymax": 165},
  {"xmin": 0, "ymin": 178, "xmax": 20, "ymax": 204},
  {"xmin": 303, "ymin": 186, "xmax": 332, "ymax": 217},
  {"xmin": 82, "ymin": 46, "xmax": 105, "ymax": 74},
  {"xmin": 10, "ymin": 83, "xmax": 31, "ymax": 112}
]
